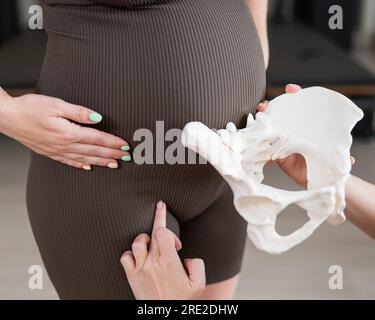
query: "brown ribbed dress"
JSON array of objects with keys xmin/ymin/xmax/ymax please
[{"xmin": 27, "ymin": 0, "xmax": 266, "ymax": 299}]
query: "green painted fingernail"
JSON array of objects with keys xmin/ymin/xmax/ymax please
[
  {"xmin": 121, "ymin": 145, "xmax": 130, "ymax": 151},
  {"xmin": 89, "ymin": 112, "xmax": 103, "ymax": 123},
  {"xmin": 121, "ymin": 155, "xmax": 132, "ymax": 162}
]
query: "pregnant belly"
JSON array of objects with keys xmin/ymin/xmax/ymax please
[{"xmin": 33, "ymin": 0, "xmax": 266, "ymax": 219}]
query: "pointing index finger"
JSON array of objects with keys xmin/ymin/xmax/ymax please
[{"xmin": 152, "ymin": 201, "xmax": 167, "ymax": 237}]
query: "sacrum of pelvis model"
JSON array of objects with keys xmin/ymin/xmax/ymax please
[{"xmin": 181, "ymin": 87, "xmax": 363, "ymax": 254}]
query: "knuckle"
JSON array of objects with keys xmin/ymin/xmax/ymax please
[
  {"xmin": 86, "ymin": 147, "xmax": 98, "ymax": 156},
  {"xmin": 137, "ymin": 233, "xmax": 150, "ymax": 242},
  {"xmin": 52, "ymin": 144, "xmax": 66, "ymax": 153},
  {"xmin": 131, "ymin": 242, "xmax": 143, "ymax": 253},
  {"xmin": 53, "ymin": 98, "xmax": 63, "ymax": 106},
  {"xmin": 75, "ymin": 155, "xmax": 88, "ymax": 163},
  {"xmin": 53, "ymin": 98, "xmax": 66, "ymax": 111},
  {"xmin": 132, "ymin": 237, "xmax": 147, "ymax": 250},
  {"xmin": 80, "ymin": 156, "xmax": 89, "ymax": 164},
  {"xmin": 121, "ymin": 255, "xmax": 135, "ymax": 272},
  {"xmin": 92, "ymin": 158, "xmax": 107, "ymax": 166},
  {"xmin": 61, "ymin": 131, "xmax": 77, "ymax": 143},
  {"xmin": 106, "ymin": 152, "xmax": 118, "ymax": 160},
  {"xmin": 155, "ymin": 227, "xmax": 168, "ymax": 237},
  {"xmin": 109, "ymin": 150, "xmax": 121, "ymax": 158},
  {"xmin": 75, "ymin": 107, "xmax": 87, "ymax": 122},
  {"xmin": 96, "ymin": 134, "xmax": 105, "ymax": 146}
]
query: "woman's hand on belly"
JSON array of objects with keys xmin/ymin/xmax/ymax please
[{"xmin": 0, "ymin": 88, "xmax": 130, "ymax": 170}]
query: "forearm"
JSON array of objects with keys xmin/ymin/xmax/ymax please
[
  {"xmin": 246, "ymin": 0, "xmax": 269, "ymax": 69},
  {"xmin": 345, "ymin": 175, "xmax": 375, "ymax": 239}
]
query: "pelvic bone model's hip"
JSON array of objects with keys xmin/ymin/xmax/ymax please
[{"xmin": 181, "ymin": 87, "xmax": 364, "ymax": 254}]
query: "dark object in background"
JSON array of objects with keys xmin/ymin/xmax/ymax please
[
  {"xmin": 0, "ymin": 31, "xmax": 47, "ymax": 95},
  {"xmin": 0, "ymin": 0, "xmax": 19, "ymax": 46},
  {"xmin": 267, "ymin": 22, "xmax": 375, "ymax": 88},
  {"xmin": 352, "ymin": 99, "xmax": 374, "ymax": 137},
  {"xmin": 294, "ymin": 0, "xmax": 361, "ymax": 50},
  {"xmin": 267, "ymin": 22, "xmax": 375, "ymax": 136}
]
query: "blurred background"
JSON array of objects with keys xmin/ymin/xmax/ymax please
[{"xmin": 0, "ymin": 0, "xmax": 374, "ymax": 299}]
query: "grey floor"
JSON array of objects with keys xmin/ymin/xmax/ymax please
[{"xmin": 0, "ymin": 133, "xmax": 374, "ymax": 300}]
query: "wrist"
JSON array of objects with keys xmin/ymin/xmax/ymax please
[
  {"xmin": 0, "ymin": 88, "xmax": 12, "ymax": 132},
  {"xmin": 344, "ymin": 174, "xmax": 355, "ymax": 216}
]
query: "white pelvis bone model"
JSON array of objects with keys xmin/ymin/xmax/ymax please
[{"xmin": 181, "ymin": 87, "xmax": 363, "ymax": 254}]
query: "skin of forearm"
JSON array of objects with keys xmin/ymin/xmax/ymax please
[
  {"xmin": 345, "ymin": 175, "xmax": 375, "ymax": 239},
  {"xmin": 0, "ymin": 88, "xmax": 11, "ymax": 134},
  {"xmin": 246, "ymin": 0, "xmax": 269, "ymax": 69}
]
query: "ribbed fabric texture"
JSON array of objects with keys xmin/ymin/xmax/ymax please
[{"xmin": 27, "ymin": 0, "xmax": 266, "ymax": 299}]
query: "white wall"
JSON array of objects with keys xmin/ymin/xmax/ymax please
[
  {"xmin": 356, "ymin": 0, "xmax": 375, "ymax": 48},
  {"xmin": 16, "ymin": 0, "xmax": 41, "ymax": 30}
]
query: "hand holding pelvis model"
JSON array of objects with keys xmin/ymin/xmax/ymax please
[{"xmin": 181, "ymin": 87, "xmax": 363, "ymax": 254}]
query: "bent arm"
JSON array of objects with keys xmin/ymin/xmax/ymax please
[
  {"xmin": 246, "ymin": 0, "xmax": 269, "ymax": 69},
  {"xmin": 345, "ymin": 175, "xmax": 375, "ymax": 239},
  {"xmin": 0, "ymin": 87, "xmax": 129, "ymax": 170}
]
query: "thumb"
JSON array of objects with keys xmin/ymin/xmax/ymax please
[
  {"xmin": 54, "ymin": 99, "xmax": 103, "ymax": 124},
  {"xmin": 285, "ymin": 83, "xmax": 302, "ymax": 94},
  {"xmin": 184, "ymin": 258, "xmax": 206, "ymax": 288}
]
